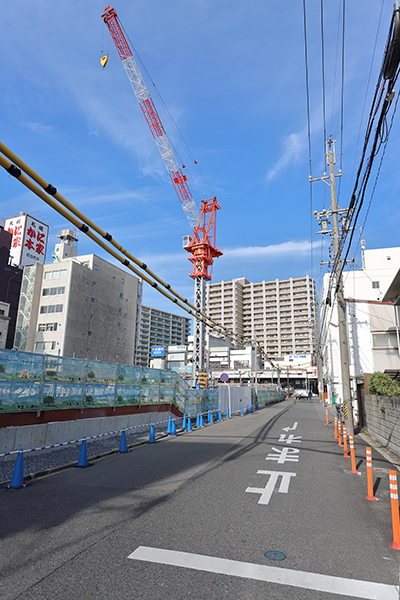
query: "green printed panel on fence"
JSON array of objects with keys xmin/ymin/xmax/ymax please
[
  {"xmin": 159, "ymin": 370, "xmax": 176, "ymax": 387},
  {"xmin": 0, "ymin": 381, "xmax": 41, "ymax": 411},
  {"xmin": 0, "ymin": 349, "xmax": 44, "ymax": 382},
  {"xmin": 140, "ymin": 385, "xmax": 160, "ymax": 404},
  {"xmin": 141, "ymin": 367, "xmax": 160, "ymax": 386},
  {"xmin": 159, "ymin": 386, "xmax": 175, "ymax": 403},
  {"xmin": 117, "ymin": 364, "xmax": 142, "ymax": 385},
  {"xmin": 87, "ymin": 360, "xmax": 117, "ymax": 385},
  {"xmin": 175, "ymin": 389, "xmax": 186, "ymax": 413},
  {"xmin": 44, "ymin": 355, "xmax": 86, "ymax": 382},
  {"xmin": 42, "ymin": 382, "xmax": 84, "ymax": 409},
  {"xmin": 84, "ymin": 384, "xmax": 115, "ymax": 407},
  {"xmin": 115, "ymin": 385, "xmax": 140, "ymax": 406}
]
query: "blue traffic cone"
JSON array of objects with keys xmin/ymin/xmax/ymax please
[
  {"xmin": 187, "ymin": 416, "xmax": 192, "ymax": 431},
  {"xmin": 199, "ymin": 413, "xmax": 204, "ymax": 427},
  {"xmin": 217, "ymin": 410, "xmax": 221, "ymax": 421},
  {"xmin": 209, "ymin": 411, "xmax": 214, "ymax": 424},
  {"xmin": 250, "ymin": 404, "xmax": 254, "ymax": 413},
  {"xmin": 76, "ymin": 439, "xmax": 92, "ymax": 468},
  {"xmin": 118, "ymin": 430, "xmax": 128, "ymax": 453},
  {"xmin": 8, "ymin": 449, "xmax": 24, "ymax": 489},
  {"xmin": 226, "ymin": 408, "xmax": 230, "ymax": 419},
  {"xmin": 182, "ymin": 413, "xmax": 187, "ymax": 429},
  {"xmin": 149, "ymin": 424, "xmax": 156, "ymax": 443},
  {"xmin": 240, "ymin": 406, "xmax": 244, "ymax": 416},
  {"xmin": 246, "ymin": 405, "xmax": 249, "ymax": 414},
  {"xmin": 171, "ymin": 419, "xmax": 177, "ymax": 437},
  {"xmin": 167, "ymin": 415, "xmax": 172, "ymax": 434},
  {"xmin": 196, "ymin": 413, "xmax": 200, "ymax": 427},
  {"xmin": 256, "ymin": 401, "xmax": 259, "ymax": 410}
]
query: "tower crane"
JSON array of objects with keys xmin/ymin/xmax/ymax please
[{"xmin": 101, "ymin": 5, "xmax": 222, "ymax": 384}]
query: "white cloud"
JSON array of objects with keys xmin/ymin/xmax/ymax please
[
  {"xmin": 266, "ymin": 132, "xmax": 304, "ymax": 183},
  {"xmin": 224, "ymin": 240, "xmax": 317, "ymax": 260},
  {"xmin": 25, "ymin": 121, "xmax": 53, "ymax": 135}
]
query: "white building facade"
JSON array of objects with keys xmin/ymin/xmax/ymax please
[
  {"xmin": 206, "ymin": 276, "xmax": 318, "ymax": 361},
  {"xmin": 14, "ymin": 235, "xmax": 142, "ymax": 364},
  {"xmin": 321, "ymin": 247, "xmax": 400, "ymax": 409}
]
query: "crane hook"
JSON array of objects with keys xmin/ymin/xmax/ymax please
[{"xmin": 100, "ymin": 54, "xmax": 109, "ymax": 69}]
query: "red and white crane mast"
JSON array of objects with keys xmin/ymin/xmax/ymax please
[{"xmin": 102, "ymin": 5, "xmax": 222, "ymax": 381}]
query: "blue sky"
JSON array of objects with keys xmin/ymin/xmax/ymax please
[{"xmin": 1, "ymin": 1, "xmax": 399, "ymax": 321}]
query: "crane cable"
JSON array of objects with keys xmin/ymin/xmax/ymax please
[{"xmin": 0, "ymin": 141, "xmax": 277, "ymax": 369}]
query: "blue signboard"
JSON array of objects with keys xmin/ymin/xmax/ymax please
[{"xmin": 151, "ymin": 345, "xmax": 165, "ymax": 357}]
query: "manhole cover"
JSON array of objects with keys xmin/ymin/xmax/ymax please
[{"xmin": 265, "ymin": 551, "xmax": 286, "ymax": 561}]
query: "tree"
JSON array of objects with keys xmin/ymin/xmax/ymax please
[
  {"xmin": 85, "ymin": 394, "xmax": 94, "ymax": 405},
  {"xmin": 0, "ymin": 363, "xmax": 6, "ymax": 374},
  {"xmin": 116, "ymin": 395, "xmax": 124, "ymax": 404},
  {"xmin": 42, "ymin": 395, "xmax": 55, "ymax": 406},
  {"xmin": 118, "ymin": 373, "xmax": 125, "ymax": 382},
  {"xmin": 87, "ymin": 371, "xmax": 96, "ymax": 380},
  {"xmin": 369, "ymin": 372, "xmax": 400, "ymax": 396}
]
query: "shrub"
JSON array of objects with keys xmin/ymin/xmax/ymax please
[{"xmin": 369, "ymin": 372, "xmax": 400, "ymax": 396}]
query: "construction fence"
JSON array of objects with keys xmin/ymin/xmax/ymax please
[{"xmin": 0, "ymin": 349, "xmax": 284, "ymax": 417}]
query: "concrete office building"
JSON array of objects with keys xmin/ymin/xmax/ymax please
[
  {"xmin": 206, "ymin": 276, "xmax": 317, "ymax": 361},
  {"xmin": 136, "ymin": 306, "xmax": 191, "ymax": 368},
  {"xmin": 14, "ymin": 229, "xmax": 141, "ymax": 364}
]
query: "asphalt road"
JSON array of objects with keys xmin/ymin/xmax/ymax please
[{"xmin": 1, "ymin": 398, "xmax": 399, "ymax": 599}]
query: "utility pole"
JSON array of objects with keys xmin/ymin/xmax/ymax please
[{"xmin": 313, "ymin": 136, "xmax": 354, "ymax": 435}]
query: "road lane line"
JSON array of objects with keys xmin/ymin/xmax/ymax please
[{"xmin": 128, "ymin": 546, "xmax": 398, "ymax": 599}]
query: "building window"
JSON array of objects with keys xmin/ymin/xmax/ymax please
[
  {"xmin": 93, "ymin": 282, "xmax": 97, "ymax": 287},
  {"xmin": 91, "ymin": 298, "xmax": 95, "ymax": 303},
  {"xmin": 38, "ymin": 322, "xmax": 58, "ymax": 332},
  {"xmin": 89, "ymin": 314, "xmax": 94, "ymax": 319},
  {"xmin": 94, "ymin": 264, "xmax": 98, "ymax": 271},
  {"xmin": 120, "ymin": 293, "xmax": 123, "ymax": 299},
  {"xmin": 41, "ymin": 304, "xmax": 63, "ymax": 314},
  {"xmin": 121, "ymin": 278, "xmax": 124, "ymax": 284},
  {"xmin": 372, "ymin": 281, "xmax": 380, "ymax": 289},
  {"xmin": 372, "ymin": 332, "xmax": 398, "ymax": 348},
  {"xmin": 44, "ymin": 269, "xmax": 67, "ymax": 280},
  {"xmin": 35, "ymin": 341, "xmax": 56, "ymax": 352}
]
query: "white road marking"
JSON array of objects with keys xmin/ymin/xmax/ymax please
[
  {"xmin": 282, "ymin": 422, "xmax": 298, "ymax": 432},
  {"xmin": 278, "ymin": 433, "xmax": 302, "ymax": 444},
  {"xmin": 246, "ymin": 471, "xmax": 296, "ymax": 504},
  {"xmin": 128, "ymin": 546, "xmax": 399, "ymax": 599},
  {"xmin": 266, "ymin": 447, "xmax": 300, "ymax": 463}
]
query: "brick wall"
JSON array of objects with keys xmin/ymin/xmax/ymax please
[{"xmin": 364, "ymin": 394, "xmax": 400, "ymax": 457}]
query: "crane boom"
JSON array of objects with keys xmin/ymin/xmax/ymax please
[
  {"xmin": 102, "ymin": 5, "xmax": 223, "ymax": 382},
  {"xmin": 102, "ymin": 5, "xmax": 200, "ymax": 232}
]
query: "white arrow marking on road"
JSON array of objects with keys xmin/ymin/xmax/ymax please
[
  {"xmin": 282, "ymin": 421, "xmax": 298, "ymax": 432},
  {"xmin": 128, "ymin": 546, "xmax": 398, "ymax": 599}
]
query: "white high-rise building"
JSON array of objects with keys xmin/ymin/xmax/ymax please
[
  {"xmin": 206, "ymin": 276, "xmax": 317, "ymax": 361},
  {"xmin": 14, "ymin": 229, "xmax": 142, "ymax": 364}
]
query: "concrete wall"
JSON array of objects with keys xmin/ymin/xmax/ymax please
[
  {"xmin": 0, "ymin": 411, "xmax": 171, "ymax": 460},
  {"xmin": 364, "ymin": 394, "xmax": 400, "ymax": 457}
]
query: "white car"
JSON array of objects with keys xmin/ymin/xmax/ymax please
[{"xmin": 294, "ymin": 388, "xmax": 308, "ymax": 398}]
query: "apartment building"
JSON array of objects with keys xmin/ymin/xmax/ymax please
[
  {"xmin": 136, "ymin": 306, "xmax": 191, "ymax": 367},
  {"xmin": 206, "ymin": 276, "xmax": 317, "ymax": 360}
]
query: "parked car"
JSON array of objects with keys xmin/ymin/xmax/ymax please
[{"xmin": 294, "ymin": 388, "xmax": 308, "ymax": 398}]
